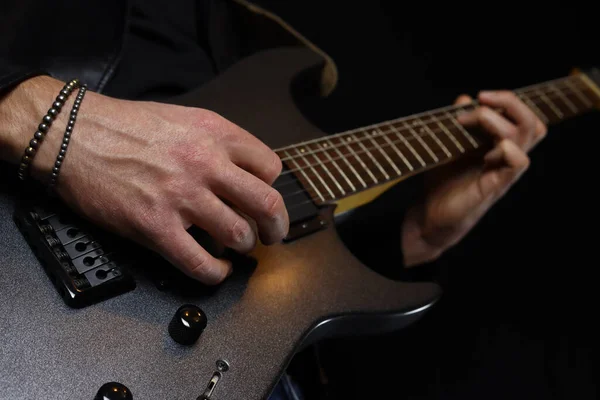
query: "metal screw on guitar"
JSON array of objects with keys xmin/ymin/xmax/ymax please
[
  {"xmin": 40, "ymin": 224, "xmax": 54, "ymax": 235},
  {"xmin": 216, "ymin": 359, "xmax": 229, "ymax": 372},
  {"xmin": 46, "ymin": 235, "xmax": 61, "ymax": 247}
]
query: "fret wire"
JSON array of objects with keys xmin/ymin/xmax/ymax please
[
  {"xmin": 277, "ymin": 78, "xmax": 593, "ymax": 199},
  {"xmin": 548, "ymin": 82, "xmax": 578, "ymax": 114},
  {"xmin": 318, "ymin": 142, "xmax": 356, "ymax": 191},
  {"xmin": 575, "ymin": 74, "xmax": 600, "ymax": 103},
  {"xmin": 564, "ymin": 79, "xmax": 593, "ymax": 107},
  {"xmin": 279, "ymin": 88, "xmax": 580, "ymax": 174},
  {"xmin": 305, "ymin": 144, "xmax": 345, "ymax": 196},
  {"xmin": 445, "ymin": 111, "xmax": 479, "ymax": 148},
  {"xmin": 325, "ymin": 138, "xmax": 367, "ymax": 189},
  {"xmin": 274, "ymin": 77, "xmax": 587, "ymax": 154},
  {"xmin": 294, "ymin": 147, "xmax": 335, "ymax": 200},
  {"xmin": 516, "ymin": 92, "xmax": 549, "ymax": 124},
  {"xmin": 283, "ymin": 150, "xmax": 325, "ymax": 202},
  {"xmin": 413, "ymin": 118, "xmax": 452, "ymax": 158},
  {"xmin": 376, "ymin": 127, "xmax": 414, "ymax": 171},
  {"xmin": 388, "ymin": 123, "xmax": 426, "ymax": 167},
  {"xmin": 355, "ymin": 132, "xmax": 390, "ymax": 180},
  {"xmin": 368, "ymin": 129, "xmax": 402, "ymax": 175},
  {"xmin": 276, "ymin": 85, "xmax": 589, "ymax": 184},
  {"xmin": 398, "ymin": 120, "xmax": 435, "ymax": 164},
  {"xmin": 535, "ymin": 88, "xmax": 563, "ymax": 119},
  {"xmin": 312, "ymin": 142, "xmax": 352, "ymax": 194},
  {"xmin": 340, "ymin": 135, "xmax": 379, "ymax": 184},
  {"xmin": 514, "ymin": 75, "xmax": 585, "ymax": 96},
  {"xmin": 428, "ymin": 113, "xmax": 465, "ymax": 153}
]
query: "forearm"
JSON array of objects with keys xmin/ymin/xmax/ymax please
[{"xmin": 0, "ymin": 75, "xmax": 70, "ymax": 179}]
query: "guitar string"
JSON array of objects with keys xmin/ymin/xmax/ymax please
[
  {"xmin": 273, "ymin": 84, "xmax": 592, "ymax": 198},
  {"xmin": 278, "ymin": 95, "xmax": 596, "ymax": 207},
  {"xmin": 275, "ymin": 84, "xmax": 590, "ymax": 201},
  {"xmin": 273, "ymin": 74, "xmax": 590, "ymax": 157},
  {"xmin": 274, "ymin": 88, "xmax": 573, "ymax": 185},
  {"xmin": 274, "ymin": 80, "xmax": 590, "ymax": 180},
  {"xmin": 276, "ymin": 77, "xmax": 591, "ymax": 164}
]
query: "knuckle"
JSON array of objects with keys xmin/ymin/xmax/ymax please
[
  {"xmin": 535, "ymin": 123, "xmax": 548, "ymax": 139},
  {"xmin": 503, "ymin": 90, "xmax": 519, "ymax": 102},
  {"xmin": 187, "ymin": 251, "xmax": 212, "ymax": 278},
  {"xmin": 505, "ymin": 125, "xmax": 519, "ymax": 139},
  {"xmin": 478, "ymin": 106, "xmax": 494, "ymax": 122},
  {"xmin": 226, "ymin": 218, "xmax": 252, "ymax": 247},
  {"xmin": 262, "ymin": 189, "xmax": 283, "ymax": 220},
  {"xmin": 265, "ymin": 153, "xmax": 283, "ymax": 181},
  {"xmin": 499, "ymin": 139, "xmax": 513, "ymax": 152},
  {"xmin": 194, "ymin": 109, "xmax": 224, "ymax": 131}
]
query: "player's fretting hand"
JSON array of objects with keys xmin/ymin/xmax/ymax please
[{"xmin": 401, "ymin": 90, "xmax": 547, "ymax": 266}]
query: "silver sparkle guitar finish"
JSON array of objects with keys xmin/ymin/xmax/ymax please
[{"xmin": 0, "ymin": 47, "xmax": 440, "ymax": 399}]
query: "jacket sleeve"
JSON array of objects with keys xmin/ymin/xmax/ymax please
[{"xmin": 0, "ymin": 58, "xmax": 48, "ymax": 96}]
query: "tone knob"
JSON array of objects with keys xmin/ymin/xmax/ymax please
[
  {"xmin": 94, "ymin": 382, "xmax": 133, "ymax": 399},
  {"xmin": 169, "ymin": 304, "xmax": 207, "ymax": 345}
]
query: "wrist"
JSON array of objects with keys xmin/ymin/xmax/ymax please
[
  {"xmin": 0, "ymin": 75, "xmax": 79, "ymax": 181},
  {"xmin": 401, "ymin": 205, "xmax": 445, "ymax": 267}
]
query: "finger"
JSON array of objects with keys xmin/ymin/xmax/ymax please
[
  {"xmin": 213, "ymin": 165, "xmax": 289, "ymax": 245},
  {"xmin": 454, "ymin": 94, "xmax": 473, "ymax": 105},
  {"xmin": 154, "ymin": 225, "xmax": 232, "ymax": 285},
  {"xmin": 228, "ymin": 141, "xmax": 282, "ymax": 185},
  {"xmin": 182, "ymin": 190, "xmax": 257, "ymax": 254},
  {"xmin": 479, "ymin": 139, "xmax": 530, "ymax": 199},
  {"xmin": 456, "ymin": 106, "xmax": 518, "ymax": 142},
  {"xmin": 477, "ymin": 90, "xmax": 541, "ymax": 149}
]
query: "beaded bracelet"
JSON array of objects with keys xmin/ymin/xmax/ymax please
[
  {"xmin": 48, "ymin": 84, "xmax": 87, "ymax": 189},
  {"xmin": 18, "ymin": 79, "xmax": 81, "ymax": 181}
]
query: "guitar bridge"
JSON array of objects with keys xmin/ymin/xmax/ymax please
[{"xmin": 13, "ymin": 196, "xmax": 135, "ymax": 308}]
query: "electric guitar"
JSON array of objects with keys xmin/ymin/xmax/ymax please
[{"xmin": 1, "ymin": 46, "xmax": 598, "ymax": 400}]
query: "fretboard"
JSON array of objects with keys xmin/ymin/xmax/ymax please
[{"xmin": 276, "ymin": 71, "xmax": 600, "ymax": 206}]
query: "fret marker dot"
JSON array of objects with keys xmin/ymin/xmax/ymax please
[
  {"xmin": 300, "ymin": 148, "xmax": 305, "ymax": 153},
  {"xmin": 347, "ymin": 137, "xmax": 352, "ymax": 141},
  {"xmin": 323, "ymin": 143, "xmax": 328, "ymax": 147}
]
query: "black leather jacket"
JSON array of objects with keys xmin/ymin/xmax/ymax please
[{"xmin": 0, "ymin": 0, "xmax": 338, "ymax": 97}]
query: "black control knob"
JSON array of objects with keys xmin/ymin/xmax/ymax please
[
  {"xmin": 94, "ymin": 382, "xmax": 133, "ymax": 400},
  {"xmin": 169, "ymin": 304, "xmax": 207, "ymax": 345}
]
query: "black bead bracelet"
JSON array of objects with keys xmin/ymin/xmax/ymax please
[
  {"xmin": 18, "ymin": 78, "xmax": 81, "ymax": 181},
  {"xmin": 48, "ymin": 84, "xmax": 87, "ymax": 189}
]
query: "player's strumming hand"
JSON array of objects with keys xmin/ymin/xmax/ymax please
[
  {"xmin": 0, "ymin": 76, "xmax": 289, "ymax": 284},
  {"xmin": 401, "ymin": 90, "xmax": 547, "ymax": 267}
]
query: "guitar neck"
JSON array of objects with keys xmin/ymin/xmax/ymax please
[{"xmin": 277, "ymin": 69, "xmax": 600, "ymax": 205}]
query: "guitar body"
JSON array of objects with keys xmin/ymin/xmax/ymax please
[{"xmin": 0, "ymin": 47, "xmax": 441, "ymax": 399}]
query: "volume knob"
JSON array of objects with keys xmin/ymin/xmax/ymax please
[
  {"xmin": 94, "ymin": 382, "xmax": 132, "ymax": 399},
  {"xmin": 168, "ymin": 304, "xmax": 207, "ymax": 345}
]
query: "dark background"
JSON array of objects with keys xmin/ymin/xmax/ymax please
[{"xmin": 260, "ymin": 1, "xmax": 599, "ymax": 399}]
